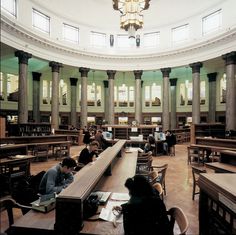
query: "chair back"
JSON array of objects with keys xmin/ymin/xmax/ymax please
[
  {"xmin": 167, "ymin": 206, "xmax": 189, "ymax": 235},
  {"xmin": 192, "ymin": 166, "xmax": 206, "ymax": 184}
]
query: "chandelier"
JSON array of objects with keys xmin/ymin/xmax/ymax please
[{"xmin": 113, "ymin": 0, "xmax": 150, "ymax": 39}]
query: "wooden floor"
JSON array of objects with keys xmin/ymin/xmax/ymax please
[{"xmin": 0, "ymin": 143, "xmax": 199, "ymax": 234}]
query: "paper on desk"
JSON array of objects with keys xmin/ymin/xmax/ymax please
[
  {"xmin": 99, "ymin": 200, "xmax": 125, "ymax": 222},
  {"xmin": 110, "ymin": 193, "xmax": 130, "ymax": 201}
]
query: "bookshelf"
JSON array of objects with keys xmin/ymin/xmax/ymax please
[
  {"xmin": 8, "ymin": 123, "xmax": 51, "ymax": 136},
  {"xmin": 190, "ymin": 123, "xmax": 225, "ymax": 144}
]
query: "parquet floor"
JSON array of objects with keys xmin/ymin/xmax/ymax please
[{"xmin": 0, "ymin": 143, "xmax": 200, "ymax": 234}]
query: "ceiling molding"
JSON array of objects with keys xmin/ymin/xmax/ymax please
[{"xmin": 1, "ymin": 15, "xmax": 236, "ymax": 70}]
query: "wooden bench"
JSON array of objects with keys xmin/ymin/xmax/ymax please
[{"xmin": 205, "ymin": 162, "xmax": 236, "ymax": 173}]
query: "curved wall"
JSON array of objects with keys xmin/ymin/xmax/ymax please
[{"xmin": 1, "ymin": 0, "xmax": 236, "ymax": 70}]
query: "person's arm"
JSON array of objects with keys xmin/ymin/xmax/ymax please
[
  {"xmin": 45, "ymin": 169, "xmax": 63, "ymax": 194},
  {"xmin": 64, "ymin": 172, "xmax": 74, "ymax": 186}
]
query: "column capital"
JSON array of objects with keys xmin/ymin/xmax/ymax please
[
  {"xmin": 79, "ymin": 67, "xmax": 90, "ymax": 77},
  {"xmin": 222, "ymin": 51, "xmax": 236, "ymax": 65},
  {"xmin": 103, "ymin": 80, "xmax": 109, "ymax": 88},
  {"xmin": 160, "ymin": 68, "xmax": 171, "ymax": 77},
  {"xmin": 207, "ymin": 72, "xmax": 217, "ymax": 82},
  {"xmin": 189, "ymin": 62, "xmax": 203, "ymax": 73},
  {"xmin": 133, "ymin": 70, "xmax": 143, "ymax": 79},
  {"xmin": 70, "ymin": 77, "xmax": 78, "ymax": 86},
  {"xmin": 170, "ymin": 78, "xmax": 178, "ymax": 86},
  {"xmin": 49, "ymin": 61, "xmax": 63, "ymax": 73},
  {"xmin": 107, "ymin": 70, "xmax": 116, "ymax": 79},
  {"xmin": 15, "ymin": 50, "xmax": 32, "ymax": 65},
  {"xmin": 32, "ymin": 72, "xmax": 41, "ymax": 81}
]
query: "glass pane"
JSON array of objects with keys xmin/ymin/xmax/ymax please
[
  {"xmin": 1, "ymin": 0, "xmax": 16, "ymax": 16},
  {"xmin": 7, "ymin": 73, "xmax": 18, "ymax": 101},
  {"xmin": 202, "ymin": 10, "xmax": 222, "ymax": 35},
  {"xmin": 61, "ymin": 82, "xmax": 67, "ymax": 105},
  {"xmin": 200, "ymin": 81, "xmax": 205, "ymax": 104},
  {"xmin": 118, "ymin": 84, "xmax": 128, "ymax": 106},
  {"xmin": 220, "ymin": 75, "xmax": 226, "ymax": 103},
  {"xmin": 172, "ymin": 24, "xmax": 189, "ymax": 44},
  {"xmin": 187, "ymin": 82, "xmax": 192, "ymax": 105},
  {"xmin": 129, "ymin": 86, "xmax": 134, "ymax": 101},
  {"xmin": 90, "ymin": 32, "xmax": 106, "ymax": 47},
  {"xmin": 87, "ymin": 84, "xmax": 95, "ymax": 106},
  {"xmin": 114, "ymin": 86, "xmax": 117, "ymax": 106},
  {"xmin": 180, "ymin": 83, "xmax": 185, "ymax": 105},
  {"xmin": 143, "ymin": 32, "xmax": 160, "ymax": 48},
  {"xmin": 151, "ymin": 84, "xmax": 161, "ymax": 106},
  {"xmin": 42, "ymin": 80, "xmax": 48, "ymax": 104},
  {"xmin": 63, "ymin": 23, "xmax": 79, "ymax": 44},
  {"xmin": 96, "ymin": 85, "xmax": 102, "ymax": 106},
  {"xmin": 32, "ymin": 9, "xmax": 50, "ymax": 34},
  {"xmin": 145, "ymin": 86, "xmax": 150, "ymax": 106}
]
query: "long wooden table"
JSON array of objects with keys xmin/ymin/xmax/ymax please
[
  {"xmin": 198, "ymin": 173, "xmax": 236, "ymax": 235},
  {"xmin": 9, "ymin": 140, "xmax": 137, "ymax": 235},
  {"xmin": 205, "ymin": 162, "xmax": 236, "ymax": 173}
]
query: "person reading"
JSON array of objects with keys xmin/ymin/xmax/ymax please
[{"xmin": 39, "ymin": 157, "xmax": 77, "ymax": 195}]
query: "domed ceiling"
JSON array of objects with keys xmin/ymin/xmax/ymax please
[{"xmin": 32, "ymin": 0, "xmax": 224, "ymax": 30}]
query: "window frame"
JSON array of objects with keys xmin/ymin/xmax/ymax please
[{"xmin": 32, "ymin": 8, "xmax": 50, "ymax": 34}]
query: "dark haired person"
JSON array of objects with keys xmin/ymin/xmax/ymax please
[
  {"xmin": 78, "ymin": 141, "xmax": 99, "ymax": 166},
  {"xmin": 94, "ymin": 129, "xmax": 109, "ymax": 150},
  {"xmin": 163, "ymin": 130, "xmax": 176, "ymax": 155},
  {"xmin": 39, "ymin": 157, "xmax": 77, "ymax": 195},
  {"xmin": 113, "ymin": 175, "xmax": 171, "ymax": 235}
]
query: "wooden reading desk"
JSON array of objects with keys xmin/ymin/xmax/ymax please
[
  {"xmin": 9, "ymin": 140, "xmax": 137, "ymax": 235},
  {"xmin": 198, "ymin": 173, "xmax": 236, "ymax": 235}
]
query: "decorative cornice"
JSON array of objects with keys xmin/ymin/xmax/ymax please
[
  {"xmin": 79, "ymin": 67, "xmax": 90, "ymax": 77},
  {"xmin": 161, "ymin": 68, "xmax": 171, "ymax": 77},
  {"xmin": 189, "ymin": 62, "xmax": 203, "ymax": 73},
  {"xmin": 133, "ymin": 70, "xmax": 143, "ymax": 79},
  {"xmin": 207, "ymin": 72, "xmax": 217, "ymax": 82},
  {"xmin": 107, "ymin": 70, "xmax": 116, "ymax": 79},
  {"xmin": 170, "ymin": 78, "xmax": 178, "ymax": 86},
  {"xmin": 70, "ymin": 77, "xmax": 78, "ymax": 86},
  {"xmin": 15, "ymin": 50, "xmax": 32, "ymax": 64},
  {"xmin": 103, "ymin": 80, "xmax": 109, "ymax": 88},
  {"xmin": 2, "ymin": 15, "xmax": 236, "ymax": 70},
  {"xmin": 32, "ymin": 72, "xmax": 41, "ymax": 81},
  {"xmin": 222, "ymin": 51, "xmax": 236, "ymax": 65},
  {"xmin": 49, "ymin": 61, "xmax": 63, "ymax": 73}
]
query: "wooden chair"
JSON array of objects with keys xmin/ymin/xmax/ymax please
[
  {"xmin": 0, "ymin": 197, "xmax": 31, "ymax": 233},
  {"xmin": 192, "ymin": 166, "xmax": 206, "ymax": 200},
  {"xmin": 54, "ymin": 144, "xmax": 69, "ymax": 160},
  {"xmin": 136, "ymin": 152, "xmax": 153, "ymax": 174},
  {"xmin": 33, "ymin": 145, "xmax": 49, "ymax": 161},
  {"xmin": 150, "ymin": 164, "xmax": 168, "ymax": 197},
  {"xmin": 187, "ymin": 146, "xmax": 205, "ymax": 165},
  {"xmin": 0, "ymin": 160, "xmax": 30, "ymax": 194},
  {"xmin": 167, "ymin": 206, "xmax": 189, "ymax": 235}
]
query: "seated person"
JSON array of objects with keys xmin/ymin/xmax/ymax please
[
  {"xmin": 138, "ymin": 135, "xmax": 155, "ymax": 156},
  {"xmin": 77, "ymin": 141, "xmax": 99, "ymax": 166},
  {"xmin": 83, "ymin": 128, "xmax": 92, "ymax": 146},
  {"xmin": 94, "ymin": 129, "xmax": 109, "ymax": 150},
  {"xmin": 163, "ymin": 130, "xmax": 176, "ymax": 155},
  {"xmin": 39, "ymin": 157, "xmax": 77, "ymax": 195},
  {"xmin": 113, "ymin": 175, "xmax": 171, "ymax": 235}
]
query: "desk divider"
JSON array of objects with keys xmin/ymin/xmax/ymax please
[{"xmin": 55, "ymin": 140, "xmax": 126, "ymax": 235}]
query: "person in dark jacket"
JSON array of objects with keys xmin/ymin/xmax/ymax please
[
  {"xmin": 113, "ymin": 175, "xmax": 172, "ymax": 235},
  {"xmin": 83, "ymin": 128, "xmax": 91, "ymax": 146},
  {"xmin": 163, "ymin": 130, "xmax": 176, "ymax": 155},
  {"xmin": 94, "ymin": 129, "xmax": 109, "ymax": 150}
]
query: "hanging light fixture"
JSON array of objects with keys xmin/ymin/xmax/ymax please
[{"xmin": 113, "ymin": 0, "xmax": 151, "ymax": 39}]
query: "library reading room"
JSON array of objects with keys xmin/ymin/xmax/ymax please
[{"xmin": 1, "ymin": 0, "xmax": 236, "ymax": 234}]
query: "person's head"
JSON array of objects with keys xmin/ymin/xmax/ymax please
[
  {"xmin": 148, "ymin": 135, "xmax": 155, "ymax": 144},
  {"xmin": 61, "ymin": 157, "xmax": 77, "ymax": 174},
  {"xmin": 97, "ymin": 129, "xmax": 103, "ymax": 135},
  {"xmin": 89, "ymin": 141, "xmax": 99, "ymax": 152},
  {"xmin": 124, "ymin": 175, "xmax": 154, "ymax": 197}
]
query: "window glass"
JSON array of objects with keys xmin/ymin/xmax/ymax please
[
  {"xmin": 200, "ymin": 81, "xmax": 206, "ymax": 104},
  {"xmin": 220, "ymin": 74, "xmax": 226, "ymax": 103},
  {"xmin": 96, "ymin": 85, "xmax": 102, "ymax": 106},
  {"xmin": 90, "ymin": 32, "xmax": 106, "ymax": 47},
  {"xmin": 60, "ymin": 80, "xmax": 67, "ymax": 105},
  {"xmin": 87, "ymin": 84, "xmax": 96, "ymax": 106},
  {"xmin": 1, "ymin": 0, "xmax": 16, "ymax": 17},
  {"xmin": 180, "ymin": 83, "xmax": 185, "ymax": 105},
  {"xmin": 0, "ymin": 73, "xmax": 3, "ymax": 99},
  {"xmin": 172, "ymin": 24, "xmax": 189, "ymax": 44},
  {"xmin": 145, "ymin": 86, "xmax": 150, "ymax": 106},
  {"xmin": 202, "ymin": 9, "xmax": 222, "ymax": 35},
  {"xmin": 114, "ymin": 86, "xmax": 117, "ymax": 106},
  {"xmin": 129, "ymin": 86, "xmax": 134, "ymax": 107},
  {"xmin": 151, "ymin": 83, "xmax": 161, "ymax": 106},
  {"xmin": 187, "ymin": 82, "xmax": 192, "ymax": 105},
  {"xmin": 118, "ymin": 84, "xmax": 128, "ymax": 107},
  {"xmin": 42, "ymin": 80, "xmax": 48, "ymax": 104},
  {"xmin": 7, "ymin": 74, "xmax": 18, "ymax": 101},
  {"xmin": 143, "ymin": 32, "xmax": 160, "ymax": 48},
  {"xmin": 32, "ymin": 9, "xmax": 50, "ymax": 34},
  {"xmin": 63, "ymin": 23, "xmax": 79, "ymax": 44}
]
